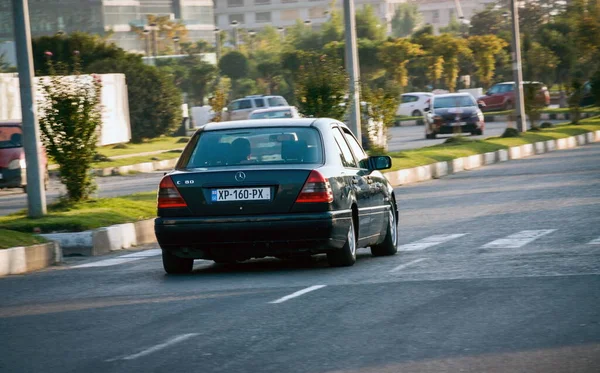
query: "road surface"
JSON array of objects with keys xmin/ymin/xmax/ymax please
[{"xmin": 1, "ymin": 142, "xmax": 599, "ymax": 373}]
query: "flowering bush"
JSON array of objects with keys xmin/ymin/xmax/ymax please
[{"xmin": 37, "ymin": 52, "xmax": 102, "ymax": 201}]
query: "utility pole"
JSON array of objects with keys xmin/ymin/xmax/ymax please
[
  {"xmin": 12, "ymin": 0, "xmax": 47, "ymax": 217},
  {"xmin": 343, "ymin": 0, "xmax": 361, "ymax": 139},
  {"xmin": 510, "ymin": 0, "xmax": 527, "ymax": 132}
]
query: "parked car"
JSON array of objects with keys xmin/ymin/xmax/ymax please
[
  {"xmin": 249, "ymin": 106, "xmax": 301, "ymax": 120},
  {"xmin": 579, "ymin": 81, "xmax": 596, "ymax": 107},
  {"xmin": 478, "ymin": 81, "xmax": 550, "ymax": 111},
  {"xmin": 424, "ymin": 93, "xmax": 485, "ymax": 139},
  {"xmin": 0, "ymin": 121, "xmax": 48, "ymax": 192},
  {"xmin": 396, "ymin": 92, "xmax": 434, "ymax": 117},
  {"xmin": 155, "ymin": 118, "xmax": 398, "ymax": 273},
  {"xmin": 223, "ymin": 95, "xmax": 289, "ymax": 121}
]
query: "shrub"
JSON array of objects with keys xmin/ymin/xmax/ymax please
[
  {"xmin": 38, "ymin": 53, "xmax": 102, "ymax": 201},
  {"xmin": 540, "ymin": 122, "xmax": 554, "ymax": 128},
  {"xmin": 501, "ymin": 128, "xmax": 520, "ymax": 138}
]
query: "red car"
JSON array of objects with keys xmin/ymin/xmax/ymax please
[
  {"xmin": 0, "ymin": 122, "xmax": 48, "ymax": 192},
  {"xmin": 478, "ymin": 81, "xmax": 550, "ymax": 111}
]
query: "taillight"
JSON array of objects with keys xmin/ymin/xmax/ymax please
[
  {"xmin": 296, "ymin": 170, "xmax": 334, "ymax": 203},
  {"xmin": 158, "ymin": 176, "xmax": 187, "ymax": 208}
]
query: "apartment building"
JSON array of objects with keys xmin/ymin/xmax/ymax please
[
  {"xmin": 0, "ymin": 0, "xmax": 215, "ymax": 52},
  {"xmin": 410, "ymin": 0, "xmax": 496, "ymax": 32}
]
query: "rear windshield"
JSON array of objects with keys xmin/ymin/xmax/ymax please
[
  {"xmin": 183, "ymin": 127, "xmax": 323, "ymax": 168},
  {"xmin": 0, "ymin": 125, "xmax": 23, "ymax": 149},
  {"xmin": 433, "ymin": 96, "xmax": 476, "ymax": 109},
  {"xmin": 249, "ymin": 109, "xmax": 293, "ymax": 119},
  {"xmin": 267, "ymin": 97, "xmax": 287, "ymax": 107}
]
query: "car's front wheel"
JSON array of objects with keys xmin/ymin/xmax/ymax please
[
  {"xmin": 162, "ymin": 250, "xmax": 194, "ymax": 274},
  {"xmin": 412, "ymin": 110, "xmax": 422, "ymax": 117},
  {"xmin": 426, "ymin": 133, "xmax": 437, "ymax": 139},
  {"xmin": 371, "ymin": 205, "xmax": 398, "ymax": 257},
  {"xmin": 327, "ymin": 218, "xmax": 357, "ymax": 267}
]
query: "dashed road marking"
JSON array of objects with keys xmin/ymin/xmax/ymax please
[
  {"xmin": 389, "ymin": 258, "xmax": 428, "ymax": 273},
  {"xmin": 482, "ymin": 229, "xmax": 556, "ymax": 249},
  {"xmin": 119, "ymin": 249, "xmax": 162, "ymax": 258},
  {"xmin": 269, "ymin": 285, "xmax": 327, "ymax": 304},
  {"xmin": 588, "ymin": 237, "xmax": 600, "ymax": 245},
  {"xmin": 106, "ymin": 333, "xmax": 199, "ymax": 362},
  {"xmin": 72, "ymin": 249, "xmax": 162, "ymax": 268},
  {"xmin": 397, "ymin": 234, "xmax": 467, "ymax": 251}
]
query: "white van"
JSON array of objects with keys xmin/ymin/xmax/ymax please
[{"xmin": 224, "ymin": 95, "xmax": 289, "ymax": 121}]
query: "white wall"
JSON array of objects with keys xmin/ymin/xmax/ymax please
[{"xmin": 0, "ymin": 73, "xmax": 131, "ymax": 145}]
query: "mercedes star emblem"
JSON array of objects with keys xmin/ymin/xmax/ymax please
[{"xmin": 235, "ymin": 171, "xmax": 246, "ymax": 182}]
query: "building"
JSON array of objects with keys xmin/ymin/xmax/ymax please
[
  {"xmin": 410, "ymin": 0, "xmax": 496, "ymax": 32},
  {"xmin": 0, "ymin": 0, "xmax": 215, "ymax": 53}
]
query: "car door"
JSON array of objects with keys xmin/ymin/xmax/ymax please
[
  {"xmin": 484, "ymin": 84, "xmax": 503, "ymax": 109},
  {"xmin": 331, "ymin": 126, "xmax": 373, "ymax": 246},
  {"xmin": 230, "ymin": 99, "xmax": 253, "ymax": 121},
  {"xmin": 341, "ymin": 127, "xmax": 388, "ymax": 243}
]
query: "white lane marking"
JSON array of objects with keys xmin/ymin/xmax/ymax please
[
  {"xmin": 119, "ymin": 249, "xmax": 162, "ymax": 258},
  {"xmin": 269, "ymin": 285, "xmax": 327, "ymax": 304},
  {"xmin": 588, "ymin": 237, "xmax": 600, "ymax": 245},
  {"xmin": 106, "ymin": 333, "xmax": 199, "ymax": 362},
  {"xmin": 482, "ymin": 229, "xmax": 556, "ymax": 249},
  {"xmin": 389, "ymin": 258, "xmax": 428, "ymax": 273},
  {"xmin": 72, "ymin": 257, "xmax": 141, "ymax": 268},
  {"xmin": 397, "ymin": 234, "xmax": 467, "ymax": 251}
]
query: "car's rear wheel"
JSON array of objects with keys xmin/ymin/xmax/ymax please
[
  {"xmin": 412, "ymin": 110, "xmax": 422, "ymax": 117},
  {"xmin": 371, "ymin": 206, "xmax": 398, "ymax": 257},
  {"xmin": 162, "ymin": 250, "xmax": 194, "ymax": 274},
  {"xmin": 426, "ymin": 133, "xmax": 437, "ymax": 139},
  {"xmin": 327, "ymin": 218, "xmax": 357, "ymax": 267},
  {"xmin": 504, "ymin": 101, "xmax": 513, "ymax": 110},
  {"xmin": 474, "ymin": 129, "xmax": 483, "ymax": 136}
]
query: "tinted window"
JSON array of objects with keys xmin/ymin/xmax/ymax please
[
  {"xmin": 238, "ymin": 99, "xmax": 253, "ymax": 110},
  {"xmin": 249, "ymin": 109, "xmax": 293, "ymax": 119},
  {"xmin": 254, "ymin": 98, "xmax": 265, "ymax": 108},
  {"xmin": 342, "ymin": 129, "xmax": 368, "ymax": 167},
  {"xmin": 184, "ymin": 127, "xmax": 323, "ymax": 168},
  {"xmin": 267, "ymin": 97, "xmax": 287, "ymax": 107},
  {"xmin": 332, "ymin": 127, "xmax": 357, "ymax": 168},
  {"xmin": 402, "ymin": 95, "xmax": 416, "ymax": 103},
  {"xmin": 0, "ymin": 125, "xmax": 23, "ymax": 149},
  {"xmin": 433, "ymin": 96, "xmax": 477, "ymax": 109},
  {"xmin": 500, "ymin": 84, "xmax": 514, "ymax": 93},
  {"xmin": 488, "ymin": 85, "xmax": 501, "ymax": 94}
]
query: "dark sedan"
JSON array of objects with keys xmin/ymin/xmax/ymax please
[
  {"xmin": 154, "ymin": 119, "xmax": 398, "ymax": 274},
  {"xmin": 424, "ymin": 93, "xmax": 485, "ymax": 139}
]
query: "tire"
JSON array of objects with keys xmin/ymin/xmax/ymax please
[
  {"xmin": 426, "ymin": 133, "xmax": 437, "ymax": 139},
  {"xmin": 162, "ymin": 250, "xmax": 194, "ymax": 274},
  {"xmin": 327, "ymin": 218, "xmax": 357, "ymax": 267},
  {"xmin": 411, "ymin": 110, "xmax": 422, "ymax": 117},
  {"xmin": 474, "ymin": 129, "xmax": 483, "ymax": 136},
  {"xmin": 504, "ymin": 101, "xmax": 513, "ymax": 110},
  {"xmin": 371, "ymin": 205, "xmax": 398, "ymax": 257}
]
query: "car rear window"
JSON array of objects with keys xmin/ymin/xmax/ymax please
[
  {"xmin": 183, "ymin": 127, "xmax": 323, "ymax": 168},
  {"xmin": 249, "ymin": 109, "xmax": 293, "ymax": 119},
  {"xmin": 433, "ymin": 96, "xmax": 476, "ymax": 109},
  {"xmin": 267, "ymin": 97, "xmax": 287, "ymax": 107},
  {"xmin": 0, "ymin": 125, "xmax": 23, "ymax": 149}
]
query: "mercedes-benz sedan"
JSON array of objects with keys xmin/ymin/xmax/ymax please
[{"xmin": 155, "ymin": 119, "xmax": 398, "ymax": 274}]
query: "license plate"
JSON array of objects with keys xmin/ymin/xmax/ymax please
[
  {"xmin": 451, "ymin": 122, "xmax": 465, "ymax": 127},
  {"xmin": 211, "ymin": 187, "xmax": 270, "ymax": 202}
]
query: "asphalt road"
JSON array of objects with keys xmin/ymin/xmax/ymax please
[{"xmin": 1, "ymin": 143, "xmax": 599, "ymax": 373}]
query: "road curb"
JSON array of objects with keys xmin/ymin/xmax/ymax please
[
  {"xmin": 49, "ymin": 158, "xmax": 179, "ymax": 178},
  {"xmin": 39, "ymin": 219, "xmax": 156, "ymax": 257},
  {"xmin": 384, "ymin": 130, "xmax": 599, "ymax": 188},
  {"xmin": 0, "ymin": 242, "xmax": 61, "ymax": 277},
  {"xmin": 394, "ymin": 112, "xmax": 598, "ymax": 127}
]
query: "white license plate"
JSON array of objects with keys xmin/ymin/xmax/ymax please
[
  {"xmin": 211, "ymin": 187, "xmax": 270, "ymax": 202},
  {"xmin": 451, "ymin": 122, "xmax": 465, "ymax": 127}
]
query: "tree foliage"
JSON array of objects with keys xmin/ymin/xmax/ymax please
[
  {"xmin": 468, "ymin": 35, "xmax": 508, "ymax": 88},
  {"xmin": 355, "ymin": 5, "xmax": 386, "ymax": 41},
  {"xmin": 378, "ymin": 39, "xmax": 423, "ymax": 92},
  {"xmin": 130, "ymin": 14, "xmax": 189, "ymax": 55},
  {"xmin": 391, "ymin": 3, "xmax": 422, "ymax": 38},
  {"xmin": 218, "ymin": 51, "xmax": 250, "ymax": 80},
  {"xmin": 432, "ymin": 34, "xmax": 472, "ymax": 92},
  {"xmin": 38, "ymin": 54, "xmax": 102, "ymax": 202}
]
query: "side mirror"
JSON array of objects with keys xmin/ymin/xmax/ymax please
[
  {"xmin": 478, "ymin": 101, "xmax": 486, "ymax": 109},
  {"xmin": 367, "ymin": 155, "xmax": 392, "ymax": 171},
  {"xmin": 223, "ymin": 107, "xmax": 229, "ymax": 112},
  {"xmin": 423, "ymin": 106, "xmax": 430, "ymax": 112}
]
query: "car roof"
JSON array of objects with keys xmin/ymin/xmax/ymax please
[
  {"xmin": 250, "ymin": 106, "xmax": 295, "ymax": 114},
  {"xmin": 402, "ymin": 92, "xmax": 433, "ymax": 96},
  {"xmin": 432, "ymin": 93, "xmax": 473, "ymax": 99},
  {"xmin": 0, "ymin": 121, "xmax": 21, "ymax": 126},
  {"xmin": 494, "ymin": 81, "xmax": 544, "ymax": 85},
  {"xmin": 201, "ymin": 118, "xmax": 319, "ymax": 132}
]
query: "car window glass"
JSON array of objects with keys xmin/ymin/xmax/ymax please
[
  {"xmin": 0, "ymin": 125, "xmax": 23, "ymax": 149},
  {"xmin": 342, "ymin": 129, "xmax": 368, "ymax": 167},
  {"xmin": 238, "ymin": 100, "xmax": 253, "ymax": 110},
  {"xmin": 254, "ymin": 98, "xmax": 265, "ymax": 108},
  {"xmin": 267, "ymin": 97, "xmax": 287, "ymax": 107},
  {"xmin": 433, "ymin": 96, "xmax": 476, "ymax": 109},
  {"xmin": 501, "ymin": 84, "xmax": 514, "ymax": 93},
  {"xmin": 488, "ymin": 85, "xmax": 500, "ymax": 94},
  {"xmin": 401, "ymin": 95, "xmax": 414, "ymax": 103},
  {"xmin": 332, "ymin": 127, "xmax": 357, "ymax": 168},
  {"xmin": 228, "ymin": 100, "xmax": 241, "ymax": 111},
  {"xmin": 185, "ymin": 127, "xmax": 323, "ymax": 168}
]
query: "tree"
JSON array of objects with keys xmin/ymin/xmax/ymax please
[
  {"xmin": 425, "ymin": 56, "xmax": 445, "ymax": 89},
  {"xmin": 355, "ymin": 5, "xmax": 386, "ymax": 41},
  {"xmin": 38, "ymin": 53, "xmax": 102, "ymax": 202},
  {"xmin": 469, "ymin": 6, "xmax": 509, "ymax": 36},
  {"xmin": 294, "ymin": 53, "xmax": 348, "ymax": 119},
  {"xmin": 432, "ymin": 34, "xmax": 472, "ymax": 92},
  {"xmin": 218, "ymin": 51, "xmax": 250, "ymax": 81},
  {"xmin": 391, "ymin": 3, "xmax": 422, "ymax": 38},
  {"xmin": 210, "ymin": 78, "xmax": 231, "ymax": 122},
  {"xmin": 321, "ymin": 10, "xmax": 344, "ymax": 44},
  {"xmin": 256, "ymin": 60, "xmax": 283, "ymax": 94},
  {"xmin": 378, "ymin": 38, "xmax": 423, "ymax": 93},
  {"xmin": 468, "ymin": 35, "xmax": 508, "ymax": 88},
  {"xmin": 89, "ymin": 57, "xmax": 182, "ymax": 142},
  {"xmin": 183, "ymin": 58, "xmax": 217, "ymax": 106},
  {"xmin": 439, "ymin": 16, "xmax": 469, "ymax": 37},
  {"xmin": 523, "ymin": 41, "xmax": 559, "ymax": 83}
]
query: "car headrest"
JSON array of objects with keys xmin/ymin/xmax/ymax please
[{"xmin": 281, "ymin": 140, "xmax": 308, "ymax": 162}]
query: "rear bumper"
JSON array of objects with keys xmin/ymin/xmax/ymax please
[
  {"xmin": 155, "ymin": 211, "xmax": 352, "ymax": 260},
  {"xmin": 0, "ymin": 168, "xmax": 23, "ymax": 188}
]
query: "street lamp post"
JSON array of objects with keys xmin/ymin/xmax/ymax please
[
  {"xmin": 277, "ymin": 26, "xmax": 285, "ymax": 40},
  {"xmin": 143, "ymin": 29, "xmax": 150, "ymax": 57},
  {"xmin": 173, "ymin": 35, "xmax": 180, "ymax": 55},
  {"xmin": 230, "ymin": 20, "xmax": 239, "ymax": 50},
  {"xmin": 248, "ymin": 29, "xmax": 256, "ymax": 53},
  {"xmin": 342, "ymin": 0, "xmax": 361, "ymax": 139},
  {"xmin": 508, "ymin": 0, "xmax": 527, "ymax": 132},
  {"xmin": 149, "ymin": 22, "xmax": 158, "ymax": 65},
  {"xmin": 304, "ymin": 19, "xmax": 312, "ymax": 30},
  {"xmin": 11, "ymin": 0, "xmax": 47, "ymax": 217},
  {"xmin": 214, "ymin": 27, "xmax": 221, "ymax": 61}
]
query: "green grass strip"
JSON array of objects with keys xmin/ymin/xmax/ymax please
[{"xmin": 0, "ymin": 229, "xmax": 48, "ymax": 250}]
